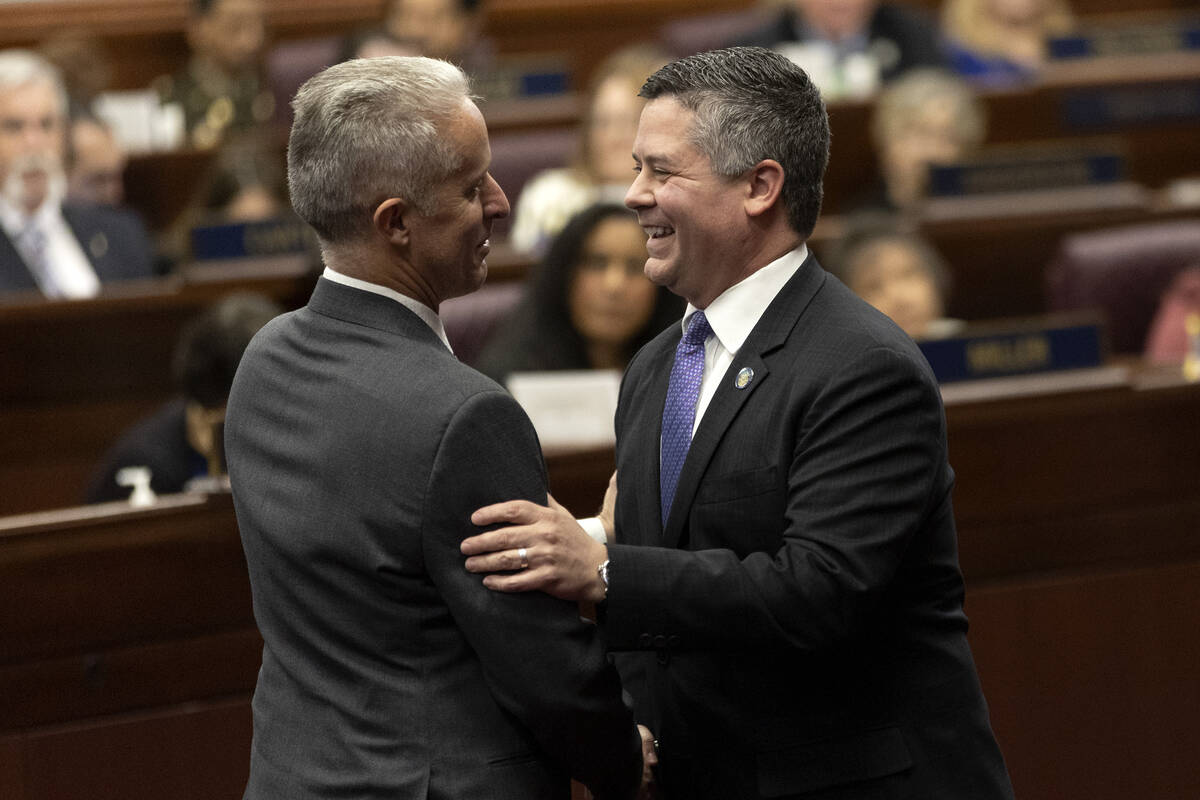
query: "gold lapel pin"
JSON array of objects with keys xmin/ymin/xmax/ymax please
[{"xmin": 735, "ymin": 367, "xmax": 754, "ymax": 389}]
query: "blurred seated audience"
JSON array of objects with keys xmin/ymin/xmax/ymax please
[
  {"xmin": 477, "ymin": 203, "xmax": 683, "ymax": 384},
  {"xmin": 734, "ymin": 0, "xmax": 947, "ymax": 99},
  {"xmin": 0, "ymin": 50, "xmax": 154, "ymax": 299},
  {"xmin": 38, "ymin": 28, "xmax": 115, "ymax": 117},
  {"xmin": 154, "ymin": 0, "xmax": 274, "ymax": 150},
  {"xmin": 66, "ymin": 115, "xmax": 128, "ymax": 207},
  {"xmin": 828, "ymin": 213, "xmax": 961, "ymax": 339},
  {"xmin": 861, "ymin": 68, "xmax": 986, "ymax": 213},
  {"xmin": 1144, "ymin": 266, "xmax": 1200, "ymax": 365},
  {"xmin": 338, "ymin": 28, "xmax": 421, "ymax": 63},
  {"xmin": 383, "ymin": 0, "xmax": 493, "ymax": 76},
  {"xmin": 159, "ymin": 136, "xmax": 289, "ymax": 267},
  {"xmin": 86, "ymin": 292, "xmax": 282, "ymax": 503},
  {"xmin": 942, "ymin": 0, "xmax": 1074, "ymax": 85},
  {"xmin": 508, "ymin": 44, "xmax": 669, "ymax": 256}
]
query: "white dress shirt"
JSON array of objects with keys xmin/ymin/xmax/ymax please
[
  {"xmin": 580, "ymin": 244, "xmax": 809, "ymax": 543},
  {"xmin": 321, "ymin": 266, "xmax": 453, "ymax": 353},
  {"xmin": 682, "ymin": 243, "xmax": 808, "ymax": 434},
  {"xmin": 0, "ymin": 190, "xmax": 101, "ymax": 299}
]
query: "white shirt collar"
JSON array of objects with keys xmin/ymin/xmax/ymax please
[
  {"xmin": 681, "ymin": 243, "xmax": 809, "ymax": 357},
  {"xmin": 321, "ymin": 266, "xmax": 453, "ymax": 353}
]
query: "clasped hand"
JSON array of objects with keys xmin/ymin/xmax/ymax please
[{"xmin": 463, "ymin": 494, "xmax": 608, "ymax": 604}]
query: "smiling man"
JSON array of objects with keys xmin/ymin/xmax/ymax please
[
  {"xmin": 464, "ymin": 47, "xmax": 1014, "ymax": 800},
  {"xmin": 224, "ymin": 57, "xmax": 642, "ymax": 800}
]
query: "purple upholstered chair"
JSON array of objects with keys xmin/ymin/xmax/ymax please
[
  {"xmin": 266, "ymin": 37, "xmax": 342, "ymax": 126},
  {"xmin": 657, "ymin": 8, "xmax": 776, "ymax": 57},
  {"xmin": 487, "ymin": 127, "xmax": 578, "ymax": 239},
  {"xmin": 1046, "ymin": 218, "xmax": 1200, "ymax": 353},
  {"xmin": 441, "ymin": 281, "xmax": 525, "ymax": 367}
]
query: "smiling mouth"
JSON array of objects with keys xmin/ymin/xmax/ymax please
[{"xmin": 643, "ymin": 225, "xmax": 674, "ymax": 240}]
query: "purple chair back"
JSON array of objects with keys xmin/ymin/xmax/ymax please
[
  {"xmin": 441, "ymin": 281, "xmax": 525, "ymax": 366},
  {"xmin": 1046, "ymin": 219, "xmax": 1200, "ymax": 353},
  {"xmin": 487, "ymin": 128, "xmax": 578, "ymax": 238}
]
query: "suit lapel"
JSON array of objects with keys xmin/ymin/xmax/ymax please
[
  {"xmin": 0, "ymin": 229, "xmax": 38, "ymax": 293},
  {"xmin": 620, "ymin": 330, "xmax": 678, "ymax": 544},
  {"xmin": 661, "ymin": 254, "xmax": 828, "ymax": 547}
]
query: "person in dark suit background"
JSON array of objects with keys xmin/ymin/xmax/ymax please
[
  {"xmin": 735, "ymin": 0, "xmax": 946, "ymax": 98},
  {"xmin": 464, "ymin": 47, "xmax": 1014, "ymax": 799},
  {"xmin": 224, "ymin": 56, "xmax": 644, "ymax": 800},
  {"xmin": 0, "ymin": 50, "xmax": 154, "ymax": 299}
]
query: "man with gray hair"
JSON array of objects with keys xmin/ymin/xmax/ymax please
[
  {"xmin": 464, "ymin": 47, "xmax": 1014, "ymax": 799},
  {"xmin": 0, "ymin": 49, "xmax": 153, "ymax": 298},
  {"xmin": 223, "ymin": 56, "xmax": 643, "ymax": 800}
]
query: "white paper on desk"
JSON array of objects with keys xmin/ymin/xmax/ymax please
[{"xmin": 506, "ymin": 370, "xmax": 620, "ymax": 449}]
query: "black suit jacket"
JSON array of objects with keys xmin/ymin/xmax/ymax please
[
  {"xmin": 225, "ymin": 278, "xmax": 641, "ymax": 800},
  {"xmin": 736, "ymin": 5, "xmax": 947, "ymax": 82},
  {"xmin": 600, "ymin": 255, "xmax": 1013, "ymax": 799},
  {"xmin": 0, "ymin": 203, "xmax": 155, "ymax": 296}
]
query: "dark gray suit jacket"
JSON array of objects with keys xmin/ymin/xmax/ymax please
[
  {"xmin": 600, "ymin": 255, "xmax": 1013, "ymax": 799},
  {"xmin": 226, "ymin": 277, "xmax": 641, "ymax": 800},
  {"xmin": 0, "ymin": 204, "xmax": 155, "ymax": 296}
]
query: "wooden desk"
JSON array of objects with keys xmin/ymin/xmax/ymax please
[
  {"xmin": 0, "ymin": 274, "xmax": 314, "ymax": 517},
  {"xmin": 822, "ymin": 50, "xmax": 1200, "ymax": 217},
  {"xmin": 0, "ymin": 493, "xmax": 257, "ymax": 800},
  {"xmin": 809, "ymin": 195, "xmax": 1199, "ymax": 326},
  {"xmin": 2, "ymin": 369, "xmax": 1198, "ymax": 799}
]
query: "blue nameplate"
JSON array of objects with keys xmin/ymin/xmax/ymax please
[
  {"xmin": 519, "ymin": 70, "xmax": 570, "ymax": 97},
  {"xmin": 190, "ymin": 218, "xmax": 310, "ymax": 261},
  {"xmin": 1049, "ymin": 21, "xmax": 1200, "ymax": 60},
  {"xmin": 919, "ymin": 322, "xmax": 1105, "ymax": 383},
  {"xmin": 1061, "ymin": 81, "xmax": 1200, "ymax": 129},
  {"xmin": 928, "ymin": 153, "xmax": 1123, "ymax": 197}
]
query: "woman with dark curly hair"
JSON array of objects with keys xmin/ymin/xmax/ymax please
[{"xmin": 478, "ymin": 203, "xmax": 683, "ymax": 384}]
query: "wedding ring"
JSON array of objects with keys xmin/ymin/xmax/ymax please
[{"xmin": 518, "ymin": 547, "xmax": 529, "ymax": 569}]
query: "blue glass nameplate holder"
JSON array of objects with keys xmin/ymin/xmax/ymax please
[{"xmin": 918, "ymin": 318, "xmax": 1107, "ymax": 384}]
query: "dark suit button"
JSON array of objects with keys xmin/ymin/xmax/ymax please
[
  {"xmin": 667, "ymin": 635, "xmax": 680, "ymax": 648},
  {"xmin": 639, "ymin": 633, "xmax": 653, "ymax": 647},
  {"xmin": 653, "ymin": 635, "xmax": 667, "ymax": 648}
]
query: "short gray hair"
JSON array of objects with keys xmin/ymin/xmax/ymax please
[
  {"xmin": 0, "ymin": 49, "xmax": 69, "ymax": 117},
  {"xmin": 639, "ymin": 47, "xmax": 830, "ymax": 239},
  {"xmin": 287, "ymin": 56, "xmax": 471, "ymax": 243}
]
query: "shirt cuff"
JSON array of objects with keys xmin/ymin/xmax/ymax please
[{"xmin": 578, "ymin": 516, "xmax": 608, "ymax": 544}]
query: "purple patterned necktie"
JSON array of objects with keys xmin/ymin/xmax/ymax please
[{"xmin": 660, "ymin": 311, "xmax": 712, "ymax": 526}]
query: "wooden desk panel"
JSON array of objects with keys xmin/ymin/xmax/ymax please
[
  {"xmin": 1, "ymin": 371, "xmax": 1198, "ymax": 799},
  {"xmin": 0, "ymin": 276, "xmax": 314, "ymax": 516}
]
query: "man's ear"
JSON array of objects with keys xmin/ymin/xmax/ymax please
[
  {"xmin": 744, "ymin": 159, "xmax": 785, "ymax": 218},
  {"xmin": 373, "ymin": 198, "xmax": 409, "ymax": 247}
]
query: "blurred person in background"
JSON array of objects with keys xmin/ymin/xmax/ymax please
[
  {"xmin": 478, "ymin": 203, "xmax": 683, "ymax": 384},
  {"xmin": 1144, "ymin": 266, "xmax": 1200, "ymax": 365},
  {"xmin": 337, "ymin": 27, "xmax": 421, "ymax": 63},
  {"xmin": 383, "ymin": 0, "xmax": 493, "ymax": 75},
  {"xmin": 38, "ymin": 28, "xmax": 115, "ymax": 117},
  {"xmin": 735, "ymin": 0, "xmax": 947, "ymax": 98},
  {"xmin": 942, "ymin": 0, "xmax": 1075, "ymax": 85},
  {"xmin": 0, "ymin": 50, "xmax": 154, "ymax": 298},
  {"xmin": 86, "ymin": 292, "xmax": 282, "ymax": 503},
  {"xmin": 860, "ymin": 68, "xmax": 986, "ymax": 213},
  {"xmin": 158, "ymin": 135, "xmax": 290, "ymax": 267},
  {"xmin": 828, "ymin": 213, "xmax": 962, "ymax": 339},
  {"xmin": 509, "ymin": 44, "xmax": 670, "ymax": 255},
  {"xmin": 66, "ymin": 115, "xmax": 128, "ymax": 207},
  {"xmin": 155, "ymin": 0, "xmax": 274, "ymax": 149}
]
